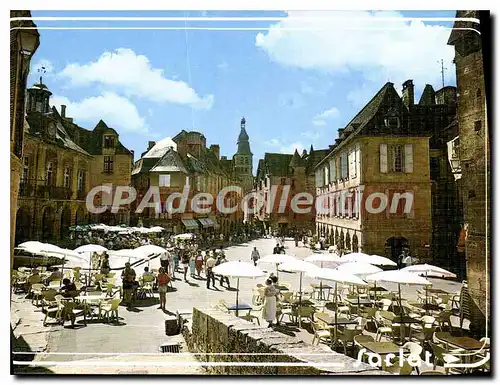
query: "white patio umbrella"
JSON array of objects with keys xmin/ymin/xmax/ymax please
[
  {"xmin": 306, "ymin": 268, "xmax": 367, "ymax": 345},
  {"xmin": 17, "ymin": 241, "xmax": 62, "ymax": 254},
  {"xmin": 278, "ymin": 259, "xmax": 319, "ymax": 327},
  {"xmin": 213, "ymin": 261, "xmax": 265, "ymax": 316},
  {"xmin": 401, "ymin": 264, "xmax": 456, "ymax": 312},
  {"xmin": 134, "ymin": 245, "xmax": 167, "ymax": 267},
  {"xmin": 366, "ymin": 269, "xmax": 433, "ymax": 341},
  {"xmin": 341, "ymin": 253, "xmax": 397, "ymax": 267},
  {"xmin": 173, "ymin": 233, "xmax": 195, "ymax": 240},
  {"xmin": 149, "ymin": 226, "xmax": 164, "ymax": 233},
  {"xmin": 258, "ymin": 254, "xmax": 296, "ymax": 278},
  {"xmin": 336, "ymin": 262, "xmax": 383, "ymax": 307},
  {"xmin": 305, "ymin": 254, "xmax": 343, "ymax": 300},
  {"xmin": 75, "ymin": 244, "xmax": 109, "ymax": 285}
]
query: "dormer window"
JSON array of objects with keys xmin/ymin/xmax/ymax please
[
  {"xmin": 384, "ymin": 108, "xmax": 401, "ymax": 129},
  {"xmin": 103, "ymin": 135, "xmax": 115, "ymax": 148}
]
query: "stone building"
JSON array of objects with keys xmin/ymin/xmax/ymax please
[
  {"xmin": 131, "ymin": 130, "xmax": 244, "ymax": 235},
  {"xmin": 16, "ymin": 80, "xmax": 133, "ymax": 246},
  {"xmin": 447, "ymin": 11, "xmax": 490, "ymax": 336},
  {"xmin": 254, "ymin": 146, "xmax": 328, "ymax": 234},
  {"xmin": 11, "ymin": 11, "xmax": 40, "ymax": 264},
  {"xmin": 314, "ymin": 80, "xmax": 458, "ymax": 263}
]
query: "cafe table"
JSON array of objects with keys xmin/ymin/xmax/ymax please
[
  {"xmin": 315, "ymin": 313, "xmax": 358, "ymax": 327},
  {"xmin": 63, "ymin": 295, "xmax": 108, "ymax": 325},
  {"xmin": 310, "ymin": 283, "xmax": 333, "ymax": 300},
  {"xmin": 227, "ymin": 303, "xmax": 253, "ymax": 312},
  {"xmin": 345, "ymin": 298, "xmax": 373, "ymax": 307},
  {"xmin": 435, "ymin": 332, "xmax": 484, "ymax": 351}
]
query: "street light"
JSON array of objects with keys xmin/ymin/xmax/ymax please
[{"xmin": 18, "ymin": 28, "xmax": 39, "ymax": 57}]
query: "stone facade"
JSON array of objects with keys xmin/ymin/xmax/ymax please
[
  {"xmin": 10, "ymin": 11, "xmax": 39, "ymax": 266},
  {"xmin": 315, "ymin": 81, "xmax": 457, "ymax": 264},
  {"xmin": 182, "ymin": 308, "xmax": 385, "ymax": 375},
  {"xmin": 15, "ymin": 81, "xmax": 133, "ymax": 247},
  {"xmin": 254, "ymin": 147, "xmax": 328, "ymax": 235},
  {"xmin": 131, "ymin": 131, "xmax": 244, "ymax": 235},
  {"xmin": 448, "ymin": 11, "xmax": 490, "ymax": 336}
]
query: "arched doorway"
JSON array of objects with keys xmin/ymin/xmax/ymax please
[
  {"xmin": 75, "ymin": 206, "xmax": 86, "ymax": 225},
  {"xmin": 15, "ymin": 208, "xmax": 32, "ymax": 245},
  {"xmin": 352, "ymin": 234, "xmax": 359, "ymax": 252},
  {"xmin": 60, "ymin": 206, "xmax": 71, "ymax": 240},
  {"xmin": 41, "ymin": 207, "xmax": 55, "ymax": 242},
  {"xmin": 385, "ymin": 237, "xmax": 409, "ymax": 265}
]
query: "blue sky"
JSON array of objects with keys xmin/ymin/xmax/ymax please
[{"xmin": 27, "ymin": 10, "xmax": 457, "ymax": 171}]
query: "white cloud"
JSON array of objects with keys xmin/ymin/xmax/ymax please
[
  {"xmin": 57, "ymin": 48, "xmax": 214, "ymax": 110},
  {"xmin": 51, "ymin": 92, "xmax": 149, "ymax": 133},
  {"xmin": 217, "ymin": 61, "xmax": 229, "ymax": 70},
  {"xmin": 301, "ymin": 131, "xmax": 320, "ymax": 140},
  {"xmin": 264, "ymin": 138, "xmax": 305, "ymax": 154},
  {"xmin": 312, "ymin": 106, "xmax": 340, "ymax": 126},
  {"xmin": 32, "ymin": 59, "xmax": 54, "ymax": 74},
  {"xmin": 256, "ymin": 11, "xmax": 455, "ymax": 89},
  {"xmin": 280, "ymin": 142, "xmax": 305, "ymax": 154}
]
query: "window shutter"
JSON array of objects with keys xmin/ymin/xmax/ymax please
[
  {"xmin": 330, "ymin": 158, "xmax": 336, "ymax": 182},
  {"xmin": 380, "ymin": 144, "xmax": 388, "ymax": 173},
  {"xmin": 404, "ymin": 144, "xmax": 413, "ymax": 173}
]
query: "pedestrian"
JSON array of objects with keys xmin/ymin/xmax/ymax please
[
  {"xmin": 180, "ymin": 246, "xmax": 190, "ymax": 282},
  {"xmin": 205, "ymin": 252, "xmax": 216, "ymax": 289},
  {"xmin": 262, "ymin": 278, "xmax": 279, "ymax": 327},
  {"xmin": 121, "ymin": 262, "xmax": 136, "ymax": 309},
  {"xmin": 195, "ymin": 251, "xmax": 204, "ymax": 277},
  {"xmin": 160, "ymin": 251, "xmax": 170, "ymax": 274},
  {"xmin": 157, "ymin": 267, "xmax": 171, "ymax": 311},
  {"xmin": 100, "ymin": 253, "xmax": 110, "ymax": 275},
  {"xmin": 189, "ymin": 254, "xmax": 196, "ymax": 278},
  {"xmin": 251, "ymin": 247, "xmax": 260, "ymax": 266}
]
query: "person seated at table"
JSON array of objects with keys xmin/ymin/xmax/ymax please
[
  {"xmin": 100, "ymin": 253, "xmax": 111, "ymax": 275},
  {"xmin": 121, "ymin": 262, "xmax": 137, "ymax": 309},
  {"xmin": 218, "ymin": 254, "xmax": 231, "ymax": 289},
  {"xmin": 142, "ymin": 266, "xmax": 155, "ymax": 280},
  {"xmin": 273, "ymin": 244, "xmax": 281, "ymax": 254},
  {"xmin": 59, "ymin": 278, "xmax": 77, "ymax": 298},
  {"xmin": 44, "ymin": 267, "xmax": 62, "ymax": 285}
]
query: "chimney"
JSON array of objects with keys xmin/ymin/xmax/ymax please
[
  {"xmin": 148, "ymin": 141, "xmax": 156, "ymax": 150},
  {"xmin": 210, "ymin": 144, "xmax": 220, "ymax": 160},
  {"xmin": 402, "ymin": 80, "xmax": 414, "ymax": 108},
  {"xmin": 61, "ymin": 105, "xmax": 66, "ymax": 118}
]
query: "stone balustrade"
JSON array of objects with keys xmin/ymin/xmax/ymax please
[{"xmin": 181, "ymin": 307, "xmax": 387, "ymax": 375}]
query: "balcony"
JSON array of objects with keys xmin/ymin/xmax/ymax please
[{"xmin": 18, "ymin": 183, "xmax": 73, "ymax": 200}]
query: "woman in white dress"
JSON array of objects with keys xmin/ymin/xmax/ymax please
[{"xmin": 262, "ymin": 279, "xmax": 279, "ymax": 327}]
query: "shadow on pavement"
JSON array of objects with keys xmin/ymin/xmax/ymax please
[{"xmin": 11, "ymin": 327, "xmax": 55, "ymax": 375}]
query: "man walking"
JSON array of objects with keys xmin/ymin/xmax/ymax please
[
  {"xmin": 251, "ymin": 247, "xmax": 260, "ymax": 266},
  {"xmin": 205, "ymin": 252, "xmax": 216, "ymax": 289}
]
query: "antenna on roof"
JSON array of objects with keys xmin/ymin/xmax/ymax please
[{"xmin": 438, "ymin": 59, "xmax": 447, "ymax": 88}]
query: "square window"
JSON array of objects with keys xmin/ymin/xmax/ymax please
[
  {"xmin": 159, "ymin": 175, "xmax": 171, "ymax": 187},
  {"xmin": 474, "ymin": 120, "xmax": 482, "ymax": 132}
]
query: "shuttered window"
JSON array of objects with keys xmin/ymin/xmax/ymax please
[
  {"xmin": 341, "ymin": 152, "xmax": 348, "ymax": 179},
  {"xmin": 329, "ymin": 158, "xmax": 336, "ymax": 182},
  {"xmin": 380, "ymin": 144, "xmax": 388, "ymax": 173},
  {"xmin": 404, "ymin": 144, "xmax": 413, "ymax": 173},
  {"xmin": 324, "ymin": 165, "xmax": 329, "ymax": 185}
]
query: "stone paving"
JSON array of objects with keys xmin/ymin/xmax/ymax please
[{"xmin": 11, "ymin": 237, "xmax": 464, "ymax": 375}]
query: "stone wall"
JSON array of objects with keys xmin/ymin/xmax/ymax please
[{"xmin": 182, "ymin": 308, "xmax": 386, "ymax": 375}]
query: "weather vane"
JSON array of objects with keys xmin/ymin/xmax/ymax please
[{"xmin": 37, "ymin": 66, "xmax": 46, "ymax": 85}]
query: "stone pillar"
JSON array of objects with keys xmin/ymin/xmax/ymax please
[{"xmin": 11, "ymin": 154, "xmax": 22, "ymax": 269}]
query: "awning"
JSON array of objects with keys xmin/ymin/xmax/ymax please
[
  {"xmin": 198, "ymin": 218, "xmax": 215, "ymax": 228},
  {"xmin": 181, "ymin": 219, "xmax": 199, "ymax": 230}
]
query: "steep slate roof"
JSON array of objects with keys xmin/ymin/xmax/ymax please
[
  {"xmin": 149, "ymin": 148, "xmax": 188, "ymax": 173},
  {"xmin": 24, "ymin": 115, "xmax": 91, "ymax": 157},
  {"xmin": 143, "ymin": 137, "xmax": 177, "ymax": 158},
  {"xmin": 262, "ymin": 153, "xmax": 293, "ymax": 177},
  {"xmin": 289, "ymin": 149, "xmax": 302, "ymax": 167},
  {"xmin": 419, "ymin": 84, "xmax": 436, "ymax": 105}
]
